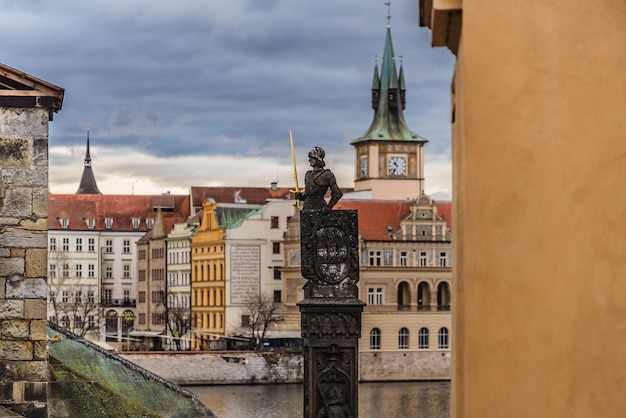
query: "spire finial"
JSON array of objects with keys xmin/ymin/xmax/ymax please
[
  {"xmin": 375, "ymin": 54, "xmax": 378, "ymax": 65},
  {"xmin": 385, "ymin": 2, "xmax": 391, "ymax": 28}
]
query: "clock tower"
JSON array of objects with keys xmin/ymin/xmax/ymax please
[{"xmin": 352, "ymin": 15, "xmax": 427, "ymax": 200}]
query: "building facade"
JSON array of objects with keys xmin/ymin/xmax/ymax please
[{"xmin": 421, "ymin": 1, "xmax": 626, "ymax": 416}]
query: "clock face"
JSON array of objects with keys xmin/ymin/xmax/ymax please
[
  {"xmin": 360, "ymin": 157, "xmax": 368, "ymax": 176},
  {"xmin": 388, "ymin": 156, "xmax": 407, "ymax": 176}
]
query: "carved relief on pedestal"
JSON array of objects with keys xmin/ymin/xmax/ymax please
[
  {"xmin": 301, "ymin": 313, "xmax": 361, "ymax": 340},
  {"xmin": 314, "ymin": 344, "xmax": 354, "ymax": 418}
]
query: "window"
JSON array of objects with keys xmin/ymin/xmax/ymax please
[
  {"xmin": 132, "ymin": 218, "xmax": 140, "ymax": 229},
  {"xmin": 123, "ymin": 290, "xmax": 130, "ymax": 302},
  {"xmin": 138, "ymin": 250, "xmax": 146, "ymax": 260},
  {"xmin": 399, "ymin": 327, "xmax": 409, "ymax": 349},
  {"xmin": 438, "ymin": 328, "xmax": 449, "ymax": 349},
  {"xmin": 105, "ymin": 218, "xmax": 113, "ymax": 229},
  {"xmin": 49, "ymin": 291, "xmax": 55, "ymax": 303},
  {"xmin": 368, "ymin": 288, "xmax": 383, "ymax": 305},
  {"xmin": 59, "ymin": 218, "xmax": 69, "ymax": 229},
  {"xmin": 270, "ymin": 216, "xmax": 279, "ymax": 229},
  {"xmin": 368, "ymin": 251, "xmax": 382, "ymax": 266},
  {"xmin": 75, "ymin": 264, "xmax": 82, "ymax": 277},
  {"xmin": 146, "ymin": 218, "xmax": 154, "ymax": 229},
  {"xmin": 123, "ymin": 264, "xmax": 131, "ymax": 279},
  {"xmin": 418, "ymin": 327, "xmax": 429, "ymax": 349},
  {"xmin": 103, "ymin": 289, "xmax": 112, "ymax": 304},
  {"xmin": 105, "ymin": 264, "xmax": 113, "ymax": 279},
  {"xmin": 399, "ymin": 251, "xmax": 408, "ymax": 266},
  {"xmin": 49, "ymin": 264, "xmax": 57, "ymax": 278},
  {"xmin": 62, "ymin": 238, "xmax": 70, "ymax": 252},
  {"xmin": 62, "ymin": 263, "xmax": 70, "ymax": 278},
  {"xmin": 418, "ymin": 282, "xmax": 431, "ymax": 311},
  {"xmin": 86, "ymin": 218, "xmax": 95, "ymax": 229},
  {"xmin": 49, "ymin": 237, "xmax": 57, "ymax": 251},
  {"xmin": 419, "ymin": 251, "xmax": 428, "ymax": 267},
  {"xmin": 88, "ymin": 238, "xmax": 95, "ymax": 252},
  {"xmin": 105, "ymin": 240, "xmax": 113, "ymax": 253},
  {"xmin": 74, "ymin": 315, "xmax": 83, "ymax": 329},
  {"xmin": 241, "ymin": 315, "xmax": 250, "ymax": 327},
  {"xmin": 439, "ymin": 251, "xmax": 447, "ymax": 267},
  {"xmin": 370, "ymin": 328, "xmax": 381, "ymax": 350},
  {"xmin": 138, "ymin": 270, "xmax": 146, "ymax": 281},
  {"xmin": 62, "ymin": 291, "xmax": 69, "ymax": 303},
  {"xmin": 273, "ymin": 267, "xmax": 281, "ymax": 280},
  {"xmin": 273, "ymin": 290, "xmax": 282, "ymax": 303},
  {"xmin": 88, "ymin": 264, "xmax": 95, "ymax": 278},
  {"xmin": 75, "ymin": 238, "xmax": 83, "ymax": 252},
  {"xmin": 88, "ymin": 290, "xmax": 95, "ymax": 303},
  {"xmin": 123, "ymin": 239, "xmax": 130, "ymax": 253},
  {"xmin": 88, "ymin": 316, "xmax": 95, "ymax": 329},
  {"xmin": 75, "ymin": 290, "xmax": 82, "ymax": 304},
  {"xmin": 272, "ymin": 242, "xmax": 281, "ymax": 254},
  {"xmin": 138, "ymin": 292, "xmax": 146, "ymax": 303},
  {"xmin": 138, "ymin": 313, "xmax": 146, "ymax": 325}
]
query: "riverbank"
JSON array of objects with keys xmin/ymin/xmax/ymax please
[
  {"xmin": 119, "ymin": 351, "xmax": 451, "ymax": 385},
  {"xmin": 119, "ymin": 351, "xmax": 303, "ymax": 385}
]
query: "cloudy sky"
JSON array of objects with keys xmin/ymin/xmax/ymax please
[{"xmin": 2, "ymin": 0, "xmax": 455, "ymax": 199}]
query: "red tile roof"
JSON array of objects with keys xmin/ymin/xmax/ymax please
[
  {"xmin": 190, "ymin": 186, "xmax": 294, "ymax": 207},
  {"xmin": 190, "ymin": 186, "xmax": 354, "ymax": 208},
  {"xmin": 334, "ymin": 199, "xmax": 452, "ymax": 241},
  {"xmin": 48, "ymin": 194, "xmax": 191, "ymax": 232},
  {"xmin": 334, "ymin": 200, "xmax": 411, "ymax": 241}
]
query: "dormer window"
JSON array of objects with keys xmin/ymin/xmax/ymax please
[
  {"xmin": 86, "ymin": 218, "xmax": 95, "ymax": 230},
  {"xmin": 104, "ymin": 218, "xmax": 113, "ymax": 229},
  {"xmin": 59, "ymin": 218, "xmax": 69, "ymax": 229},
  {"xmin": 132, "ymin": 218, "xmax": 140, "ymax": 229},
  {"xmin": 146, "ymin": 218, "xmax": 154, "ymax": 229}
]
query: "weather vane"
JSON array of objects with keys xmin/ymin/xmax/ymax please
[{"xmin": 385, "ymin": 2, "xmax": 391, "ymax": 28}]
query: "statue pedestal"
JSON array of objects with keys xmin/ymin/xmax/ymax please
[{"xmin": 298, "ymin": 210, "xmax": 364, "ymax": 418}]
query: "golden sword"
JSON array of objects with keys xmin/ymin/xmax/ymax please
[{"xmin": 289, "ymin": 130, "xmax": 302, "ymax": 209}]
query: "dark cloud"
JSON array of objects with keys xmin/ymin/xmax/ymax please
[{"xmin": 1, "ymin": 0, "xmax": 455, "ymax": 196}]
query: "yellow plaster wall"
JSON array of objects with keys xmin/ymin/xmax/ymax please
[{"xmin": 452, "ymin": 1, "xmax": 626, "ymax": 416}]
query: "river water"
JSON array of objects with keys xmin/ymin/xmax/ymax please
[{"xmin": 188, "ymin": 381, "xmax": 450, "ymax": 418}]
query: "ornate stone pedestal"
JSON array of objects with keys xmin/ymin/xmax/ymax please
[{"xmin": 297, "ymin": 210, "xmax": 364, "ymax": 418}]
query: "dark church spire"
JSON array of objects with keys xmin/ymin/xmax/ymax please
[
  {"xmin": 353, "ymin": 12, "xmax": 426, "ymax": 144},
  {"xmin": 76, "ymin": 128, "xmax": 102, "ymax": 194}
]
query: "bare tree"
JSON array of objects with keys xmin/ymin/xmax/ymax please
[
  {"xmin": 48, "ymin": 250, "xmax": 102, "ymax": 338},
  {"xmin": 241, "ymin": 293, "xmax": 283, "ymax": 351},
  {"xmin": 166, "ymin": 305, "xmax": 191, "ymax": 350}
]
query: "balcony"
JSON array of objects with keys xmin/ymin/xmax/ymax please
[{"xmin": 101, "ymin": 298, "xmax": 136, "ymax": 307}]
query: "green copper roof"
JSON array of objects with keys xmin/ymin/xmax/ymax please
[
  {"xmin": 353, "ymin": 28, "xmax": 427, "ymax": 144},
  {"xmin": 47, "ymin": 324, "xmax": 216, "ymax": 417},
  {"xmin": 216, "ymin": 205, "xmax": 263, "ymax": 229}
]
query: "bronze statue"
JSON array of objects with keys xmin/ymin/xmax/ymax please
[{"xmin": 295, "ymin": 147, "xmax": 343, "ymax": 214}]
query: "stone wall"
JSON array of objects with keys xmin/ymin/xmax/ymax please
[
  {"xmin": 119, "ymin": 352, "xmax": 304, "ymax": 385},
  {"xmin": 120, "ymin": 351, "xmax": 451, "ymax": 385},
  {"xmin": 0, "ymin": 108, "xmax": 51, "ymax": 418},
  {"xmin": 359, "ymin": 351, "xmax": 451, "ymax": 381}
]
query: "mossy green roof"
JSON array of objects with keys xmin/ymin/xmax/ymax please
[{"xmin": 47, "ymin": 324, "xmax": 216, "ymax": 418}]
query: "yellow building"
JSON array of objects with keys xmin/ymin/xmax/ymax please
[
  {"xmin": 421, "ymin": 1, "xmax": 626, "ymax": 416},
  {"xmin": 190, "ymin": 199, "xmax": 226, "ymax": 349}
]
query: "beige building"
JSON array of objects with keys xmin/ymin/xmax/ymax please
[{"xmin": 421, "ymin": 1, "xmax": 626, "ymax": 416}]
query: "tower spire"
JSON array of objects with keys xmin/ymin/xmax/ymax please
[
  {"xmin": 76, "ymin": 128, "xmax": 102, "ymax": 194},
  {"xmin": 385, "ymin": 2, "xmax": 391, "ymax": 28},
  {"xmin": 352, "ymin": 13, "xmax": 426, "ymax": 144}
]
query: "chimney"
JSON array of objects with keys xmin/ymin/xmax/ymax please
[{"xmin": 271, "ymin": 181, "xmax": 278, "ymax": 191}]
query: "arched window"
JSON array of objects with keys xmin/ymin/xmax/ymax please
[
  {"xmin": 397, "ymin": 282, "xmax": 411, "ymax": 311},
  {"xmin": 370, "ymin": 328, "xmax": 381, "ymax": 350},
  {"xmin": 437, "ymin": 282, "xmax": 451, "ymax": 311},
  {"xmin": 122, "ymin": 310, "xmax": 135, "ymax": 334},
  {"xmin": 105, "ymin": 310, "xmax": 118, "ymax": 336},
  {"xmin": 418, "ymin": 327, "xmax": 429, "ymax": 349},
  {"xmin": 438, "ymin": 327, "xmax": 449, "ymax": 349},
  {"xmin": 398, "ymin": 327, "xmax": 409, "ymax": 349},
  {"xmin": 417, "ymin": 282, "xmax": 431, "ymax": 311}
]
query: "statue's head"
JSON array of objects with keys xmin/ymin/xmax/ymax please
[{"xmin": 308, "ymin": 147, "xmax": 326, "ymax": 167}]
